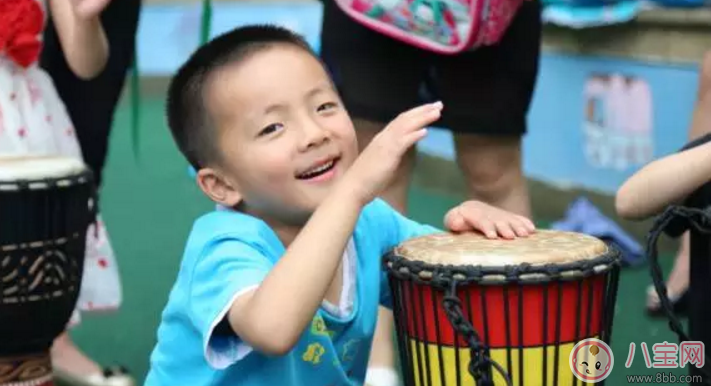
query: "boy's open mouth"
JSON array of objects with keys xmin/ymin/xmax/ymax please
[{"xmin": 296, "ymin": 157, "xmax": 339, "ymax": 180}]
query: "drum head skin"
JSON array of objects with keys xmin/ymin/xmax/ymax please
[
  {"xmin": 0, "ymin": 156, "xmax": 86, "ymax": 182},
  {"xmin": 393, "ymin": 230, "xmax": 609, "ymax": 267}
]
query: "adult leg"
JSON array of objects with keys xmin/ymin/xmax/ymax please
[
  {"xmin": 320, "ymin": 2, "xmax": 428, "ymax": 384},
  {"xmin": 431, "ymin": 0, "xmax": 542, "ymax": 217},
  {"xmin": 454, "ymin": 135, "xmax": 530, "ymax": 216},
  {"xmin": 41, "ymin": 0, "xmax": 141, "ymax": 383}
]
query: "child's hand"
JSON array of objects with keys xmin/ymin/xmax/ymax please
[
  {"xmin": 71, "ymin": 0, "xmax": 111, "ymax": 19},
  {"xmin": 343, "ymin": 102, "xmax": 442, "ymax": 205},
  {"xmin": 444, "ymin": 201, "xmax": 536, "ymax": 239}
]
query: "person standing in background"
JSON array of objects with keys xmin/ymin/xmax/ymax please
[
  {"xmin": 643, "ymin": 53, "xmax": 711, "ymax": 318},
  {"xmin": 41, "ymin": 0, "xmax": 141, "ymax": 385},
  {"xmin": 318, "ymin": 1, "xmax": 542, "ymax": 384}
]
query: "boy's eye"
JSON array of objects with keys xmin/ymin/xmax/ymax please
[
  {"xmin": 317, "ymin": 102, "xmax": 337, "ymax": 112},
  {"xmin": 258, "ymin": 123, "xmax": 283, "ymax": 137}
]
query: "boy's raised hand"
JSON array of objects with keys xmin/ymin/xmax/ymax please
[
  {"xmin": 343, "ymin": 102, "xmax": 443, "ymax": 205},
  {"xmin": 444, "ymin": 201, "xmax": 536, "ymax": 239}
]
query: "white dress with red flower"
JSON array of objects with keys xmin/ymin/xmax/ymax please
[{"xmin": 0, "ymin": 0, "xmax": 122, "ymax": 325}]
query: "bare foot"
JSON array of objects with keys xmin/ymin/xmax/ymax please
[{"xmin": 51, "ymin": 332, "xmax": 103, "ymax": 376}]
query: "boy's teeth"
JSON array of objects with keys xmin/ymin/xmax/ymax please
[{"xmin": 302, "ymin": 160, "xmax": 333, "ymax": 176}]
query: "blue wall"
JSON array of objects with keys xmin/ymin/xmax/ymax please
[{"xmin": 136, "ymin": 1, "xmax": 701, "ymax": 195}]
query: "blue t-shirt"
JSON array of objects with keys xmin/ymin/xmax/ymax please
[{"xmin": 144, "ymin": 198, "xmax": 440, "ymax": 386}]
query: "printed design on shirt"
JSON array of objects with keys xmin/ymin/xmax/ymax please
[
  {"xmin": 302, "ymin": 343, "xmax": 327, "ymax": 365},
  {"xmin": 341, "ymin": 339, "xmax": 360, "ymax": 363},
  {"xmin": 310, "ymin": 315, "xmax": 335, "ymax": 338}
]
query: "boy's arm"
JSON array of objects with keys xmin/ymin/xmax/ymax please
[
  {"xmin": 48, "ymin": 0, "xmax": 109, "ymax": 79},
  {"xmin": 616, "ymin": 137, "xmax": 711, "ymax": 220},
  {"xmin": 227, "ymin": 186, "xmax": 363, "ymax": 356},
  {"xmin": 227, "ymin": 102, "xmax": 442, "ymax": 356}
]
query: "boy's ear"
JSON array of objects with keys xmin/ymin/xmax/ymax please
[{"xmin": 196, "ymin": 167, "xmax": 243, "ymax": 207}]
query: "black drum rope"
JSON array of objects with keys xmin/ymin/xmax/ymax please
[
  {"xmin": 647, "ymin": 205, "xmax": 711, "ymax": 384},
  {"xmin": 442, "ymin": 279, "xmax": 512, "ymax": 386}
]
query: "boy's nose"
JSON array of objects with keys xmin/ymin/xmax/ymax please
[{"xmin": 299, "ymin": 120, "xmax": 329, "ymax": 150}]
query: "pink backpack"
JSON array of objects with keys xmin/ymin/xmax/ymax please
[{"xmin": 334, "ymin": 0, "xmax": 527, "ymax": 54}]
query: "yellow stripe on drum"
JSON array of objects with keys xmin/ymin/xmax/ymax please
[{"xmin": 407, "ymin": 338, "xmax": 598, "ymax": 386}]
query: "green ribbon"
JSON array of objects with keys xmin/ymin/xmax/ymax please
[
  {"xmin": 130, "ymin": 57, "xmax": 140, "ymax": 160},
  {"xmin": 129, "ymin": 0, "xmax": 213, "ymax": 160},
  {"xmin": 201, "ymin": 0, "xmax": 213, "ymax": 45}
]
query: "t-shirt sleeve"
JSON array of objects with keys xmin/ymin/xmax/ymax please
[
  {"xmin": 188, "ymin": 237, "xmax": 272, "ymax": 369},
  {"xmin": 365, "ymin": 199, "xmax": 443, "ymax": 308},
  {"xmin": 663, "ymin": 132, "xmax": 711, "ymax": 238}
]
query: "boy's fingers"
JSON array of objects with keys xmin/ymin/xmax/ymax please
[
  {"xmin": 448, "ymin": 214, "xmax": 468, "ymax": 232},
  {"xmin": 460, "ymin": 210, "xmax": 497, "ymax": 239},
  {"xmin": 512, "ymin": 220, "xmax": 531, "ymax": 237},
  {"xmin": 392, "ymin": 112, "xmax": 440, "ymax": 138},
  {"xmin": 494, "ymin": 221, "xmax": 516, "ymax": 240},
  {"xmin": 398, "ymin": 129, "xmax": 428, "ymax": 151},
  {"xmin": 392, "ymin": 103, "xmax": 442, "ymax": 132},
  {"xmin": 518, "ymin": 216, "xmax": 536, "ymax": 232},
  {"xmin": 397, "ymin": 101, "xmax": 443, "ymax": 120},
  {"xmin": 481, "ymin": 222, "xmax": 498, "ymax": 239}
]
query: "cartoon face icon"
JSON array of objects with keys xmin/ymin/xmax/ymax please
[
  {"xmin": 570, "ymin": 338, "xmax": 614, "ymax": 383},
  {"xmin": 575, "ymin": 344, "xmax": 610, "ymax": 376}
]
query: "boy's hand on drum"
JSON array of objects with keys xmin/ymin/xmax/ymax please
[
  {"xmin": 342, "ymin": 102, "xmax": 442, "ymax": 205},
  {"xmin": 444, "ymin": 201, "xmax": 535, "ymax": 240}
]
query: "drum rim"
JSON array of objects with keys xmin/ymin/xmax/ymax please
[
  {"xmin": 384, "ymin": 243, "xmax": 622, "ymax": 286},
  {"xmin": 0, "ymin": 168, "xmax": 94, "ymax": 192}
]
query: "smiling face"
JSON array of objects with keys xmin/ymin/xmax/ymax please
[
  {"xmin": 199, "ymin": 44, "xmax": 358, "ymax": 225},
  {"xmin": 574, "ymin": 344, "xmax": 610, "ymax": 378}
]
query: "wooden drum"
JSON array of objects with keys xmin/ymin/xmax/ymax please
[{"xmin": 0, "ymin": 156, "xmax": 95, "ymax": 386}]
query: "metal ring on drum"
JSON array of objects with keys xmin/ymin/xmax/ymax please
[
  {"xmin": 384, "ymin": 230, "xmax": 622, "ymax": 386},
  {"xmin": 0, "ymin": 156, "xmax": 96, "ymax": 386}
]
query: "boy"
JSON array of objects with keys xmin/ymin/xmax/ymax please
[{"xmin": 145, "ymin": 25, "xmax": 535, "ymax": 386}]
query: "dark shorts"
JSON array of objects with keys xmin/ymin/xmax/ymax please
[{"xmin": 319, "ymin": 0, "xmax": 542, "ymax": 136}]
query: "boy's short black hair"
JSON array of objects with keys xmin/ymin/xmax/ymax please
[{"xmin": 166, "ymin": 25, "xmax": 317, "ymax": 170}]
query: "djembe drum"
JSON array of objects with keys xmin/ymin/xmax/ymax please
[
  {"xmin": 0, "ymin": 156, "xmax": 95, "ymax": 386},
  {"xmin": 384, "ymin": 230, "xmax": 621, "ymax": 386}
]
